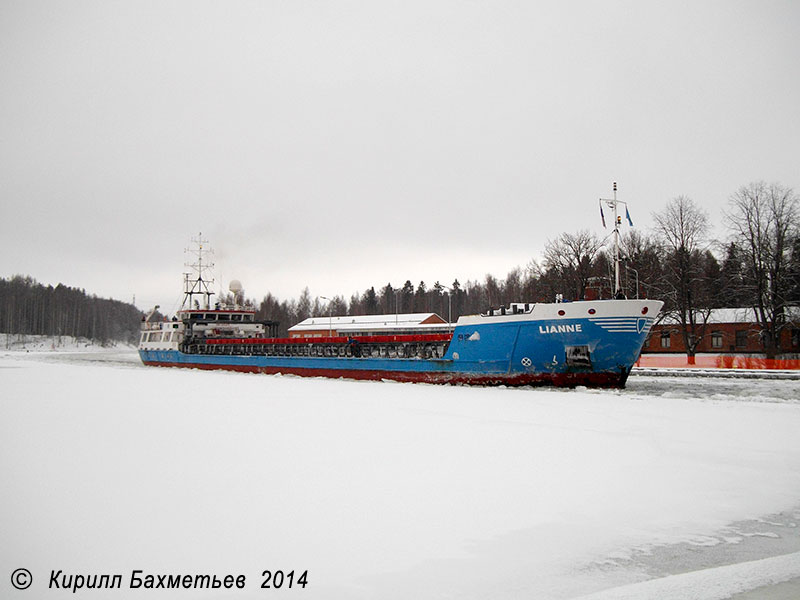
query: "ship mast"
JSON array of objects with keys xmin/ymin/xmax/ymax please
[
  {"xmin": 599, "ymin": 182, "xmax": 630, "ymax": 298},
  {"xmin": 181, "ymin": 232, "xmax": 215, "ymax": 310}
]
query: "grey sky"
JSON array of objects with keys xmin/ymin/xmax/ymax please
[{"xmin": 1, "ymin": 1, "xmax": 798, "ymax": 313}]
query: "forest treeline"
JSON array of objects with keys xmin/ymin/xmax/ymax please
[
  {"xmin": 2, "ymin": 181, "xmax": 798, "ymax": 354},
  {"xmin": 0, "ymin": 276, "xmax": 143, "ymax": 344}
]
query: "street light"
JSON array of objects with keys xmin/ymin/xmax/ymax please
[
  {"xmin": 625, "ymin": 265, "xmax": 640, "ymax": 299},
  {"xmin": 441, "ymin": 287, "xmax": 453, "ymax": 329},
  {"xmin": 319, "ymin": 296, "xmax": 333, "ymax": 337}
]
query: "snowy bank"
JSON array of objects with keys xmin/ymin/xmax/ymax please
[
  {"xmin": 575, "ymin": 552, "xmax": 800, "ymax": 600},
  {"xmin": 0, "ymin": 333, "xmax": 134, "ymax": 353}
]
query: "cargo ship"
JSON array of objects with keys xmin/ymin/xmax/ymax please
[
  {"xmin": 140, "ymin": 192, "xmax": 662, "ymax": 388},
  {"xmin": 139, "ymin": 294, "xmax": 660, "ymax": 387}
]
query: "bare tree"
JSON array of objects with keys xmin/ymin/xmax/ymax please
[
  {"xmin": 296, "ymin": 287, "xmax": 312, "ymax": 322},
  {"xmin": 725, "ymin": 181, "xmax": 799, "ymax": 358},
  {"xmin": 618, "ymin": 230, "xmax": 662, "ymax": 299},
  {"xmin": 503, "ymin": 268, "xmax": 523, "ymax": 303},
  {"xmin": 541, "ymin": 230, "xmax": 603, "ymax": 300},
  {"xmin": 484, "ymin": 274, "xmax": 501, "ymax": 307},
  {"xmin": 652, "ymin": 196, "xmax": 711, "ymax": 360}
]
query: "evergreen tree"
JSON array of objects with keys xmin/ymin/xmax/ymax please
[
  {"xmin": 348, "ymin": 292, "xmax": 364, "ymax": 316},
  {"xmin": 0, "ymin": 276, "xmax": 142, "ymax": 344},
  {"xmin": 378, "ymin": 283, "xmax": 394, "ymax": 314},
  {"xmin": 400, "ymin": 280, "xmax": 414, "ymax": 313},
  {"xmin": 414, "ymin": 281, "xmax": 427, "ymax": 312},
  {"xmin": 362, "ymin": 287, "xmax": 379, "ymax": 314},
  {"xmin": 450, "ymin": 279, "xmax": 463, "ymax": 320},
  {"xmin": 789, "ymin": 237, "xmax": 800, "ymax": 303}
]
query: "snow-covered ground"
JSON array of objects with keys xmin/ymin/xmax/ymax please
[
  {"xmin": 0, "ymin": 333, "xmax": 134, "ymax": 353},
  {"xmin": 2, "ymin": 347, "xmax": 800, "ymax": 599}
]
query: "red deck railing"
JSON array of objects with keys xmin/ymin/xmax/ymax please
[{"xmin": 202, "ymin": 333, "xmax": 453, "ymax": 345}]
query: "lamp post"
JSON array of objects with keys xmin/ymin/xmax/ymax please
[
  {"xmin": 442, "ymin": 287, "xmax": 453, "ymax": 329},
  {"xmin": 319, "ymin": 296, "xmax": 332, "ymax": 337},
  {"xmin": 626, "ymin": 265, "xmax": 640, "ymax": 299}
]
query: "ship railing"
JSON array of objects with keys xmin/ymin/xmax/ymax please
[
  {"xmin": 483, "ymin": 303, "xmax": 535, "ymax": 317},
  {"xmin": 183, "ymin": 333, "xmax": 451, "ymax": 360},
  {"xmin": 141, "ymin": 321, "xmax": 174, "ymax": 331}
]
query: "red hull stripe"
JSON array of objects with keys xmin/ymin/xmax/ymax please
[{"xmin": 141, "ymin": 360, "xmax": 624, "ymax": 388}]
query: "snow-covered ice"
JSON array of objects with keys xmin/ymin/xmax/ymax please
[
  {"xmin": 1, "ymin": 348, "xmax": 799, "ymax": 599},
  {"xmin": 574, "ymin": 551, "xmax": 800, "ymax": 599}
]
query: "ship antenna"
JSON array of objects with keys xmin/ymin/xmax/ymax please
[
  {"xmin": 182, "ymin": 232, "xmax": 216, "ymax": 310},
  {"xmin": 599, "ymin": 182, "xmax": 630, "ymax": 298}
]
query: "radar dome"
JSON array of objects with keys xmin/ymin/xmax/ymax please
[{"xmin": 229, "ymin": 280, "xmax": 243, "ymax": 294}]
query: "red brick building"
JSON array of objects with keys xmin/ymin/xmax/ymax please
[{"xmin": 644, "ymin": 307, "xmax": 800, "ymax": 354}]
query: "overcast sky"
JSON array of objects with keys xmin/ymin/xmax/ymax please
[{"xmin": 1, "ymin": 1, "xmax": 798, "ymax": 314}]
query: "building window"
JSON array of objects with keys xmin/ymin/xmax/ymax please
[
  {"xmin": 660, "ymin": 331, "xmax": 671, "ymax": 348},
  {"xmin": 711, "ymin": 331, "xmax": 723, "ymax": 349},
  {"xmin": 792, "ymin": 329, "xmax": 800, "ymax": 348},
  {"xmin": 735, "ymin": 330, "xmax": 748, "ymax": 348}
]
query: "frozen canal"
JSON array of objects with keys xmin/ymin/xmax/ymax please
[{"xmin": 2, "ymin": 348, "xmax": 800, "ymax": 599}]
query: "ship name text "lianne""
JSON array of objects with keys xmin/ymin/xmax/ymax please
[{"xmin": 539, "ymin": 324, "xmax": 583, "ymax": 334}]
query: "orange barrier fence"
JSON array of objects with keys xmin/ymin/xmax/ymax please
[{"xmin": 636, "ymin": 354, "xmax": 800, "ymax": 370}]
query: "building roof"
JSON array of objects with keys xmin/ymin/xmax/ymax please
[
  {"xmin": 289, "ymin": 313, "xmax": 447, "ymax": 333},
  {"xmin": 659, "ymin": 306, "xmax": 800, "ymax": 325}
]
